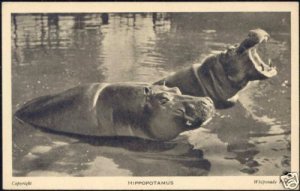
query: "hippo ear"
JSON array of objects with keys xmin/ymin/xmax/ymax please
[{"xmin": 144, "ymin": 87, "xmax": 152, "ymax": 95}]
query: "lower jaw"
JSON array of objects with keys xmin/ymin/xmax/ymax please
[
  {"xmin": 252, "ymin": 65, "xmax": 277, "ymax": 79},
  {"xmin": 202, "ymin": 117, "xmax": 212, "ymax": 126},
  {"xmin": 248, "ymin": 49, "xmax": 277, "ymax": 78},
  {"xmin": 185, "ymin": 119, "xmax": 205, "ymax": 129}
]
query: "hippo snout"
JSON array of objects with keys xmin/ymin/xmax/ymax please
[{"xmin": 182, "ymin": 97, "xmax": 214, "ymax": 128}]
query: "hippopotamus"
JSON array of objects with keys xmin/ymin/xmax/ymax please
[
  {"xmin": 15, "ymin": 83, "xmax": 215, "ymax": 141},
  {"xmin": 154, "ymin": 29, "xmax": 277, "ymax": 109}
]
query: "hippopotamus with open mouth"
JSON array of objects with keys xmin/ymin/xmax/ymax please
[
  {"xmin": 154, "ymin": 29, "xmax": 277, "ymax": 109},
  {"xmin": 15, "ymin": 83, "xmax": 215, "ymax": 141}
]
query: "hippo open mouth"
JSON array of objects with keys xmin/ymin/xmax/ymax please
[
  {"xmin": 174, "ymin": 108, "xmax": 203, "ymax": 128},
  {"xmin": 183, "ymin": 112, "xmax": 213, "ymax": 128},
  {"xmin": 174, "ymin": 97, "xmax": 214, "ymax": 129},
  {"xmin": 248, "ymin": 38, "xmax": 277, "ymax": 78},
  {"xmin": 239, "ymin": 28, "xmax": 278, "ymax": 78}
]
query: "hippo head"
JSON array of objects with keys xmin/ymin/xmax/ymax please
[
  {"xmin": 222, "ymin": 29, "xmax": 277, "ymax": 84},
  {"xmin": 98, "ymin": 83, "xmax": 215, "ymax": 141},
  {"xmin": 143, "ymin": 85, "xmax": 215, "ymax": 141},
  {"xmin": 97, "ymin": 83, "xmax": 215, "ymax": 141}
]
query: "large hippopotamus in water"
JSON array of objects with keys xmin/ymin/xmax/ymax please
[
  {"xmin": 15, "ymin": 83, "xmax": 215, "ymax": 141},
  {"xmin": 154, "ymin": 29, "xmax": 277, "ymax": 109}
]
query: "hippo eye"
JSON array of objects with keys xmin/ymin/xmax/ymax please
[
  {"xmin": 144, "ymin": 87, "xmax": 152, "ymax": 95},
  {"xmin": 160, "ymin": 98, "xmax": 169, "ymax": 105},
  {"xmin": 158, "ymin": 93, "xmax": 170, "ymax": 105}
]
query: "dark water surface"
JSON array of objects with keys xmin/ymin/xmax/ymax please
[{"xmin": 12, "ymin": 13, "xmax": 291, "ymax": 176}]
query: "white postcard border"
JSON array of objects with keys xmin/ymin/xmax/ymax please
[{"xmin": 2, "ymin": 2, "xmax": 299, "ymax": 190}]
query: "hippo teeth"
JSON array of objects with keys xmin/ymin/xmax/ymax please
[
  {"xmin": 268, "ymin": 58, "xmax": 273, "ymax": 67},
  {"xmin": 262, "ymin": 36, "xmax": 269, "ymax": 43},
  {"xmin": 202, "ymin": 117, "xmax": 212, "ymax": 126},
  {"xmin": 186, "ymin": 120, "xmax": 193, "ymax": 126},
  {"xmin": 248, "ymin": 47, "xmax": 277, "ymax": 77},
  {"xmin": 260, "ymin": 63, "xmax": 265, "ymax": 71}
]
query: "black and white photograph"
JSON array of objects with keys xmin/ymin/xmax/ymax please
[{"xmin": 2, "ymin": 2, "xmax": 299, "ymax": 190}]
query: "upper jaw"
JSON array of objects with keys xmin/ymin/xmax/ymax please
[{"xmin": 248, "ymin": 28, "xmax": 270, "ymax": 44}]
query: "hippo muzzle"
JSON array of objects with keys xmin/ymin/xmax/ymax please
[
  {"xmin": 144, "ymin": 85, "xmax": 215, "ymax": 141},
  {"xmin": 236, "ymin": 28, "xmax": 278, "ymax": 79}
]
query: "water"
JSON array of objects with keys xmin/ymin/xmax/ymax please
[{"xmin": 12, "ymin": 13, "xmax": 291, "ymax": 176}]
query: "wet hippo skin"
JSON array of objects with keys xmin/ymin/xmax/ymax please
[{"xmin": 15, "ymin": 83, "xmax": 215, "ymax": 141}]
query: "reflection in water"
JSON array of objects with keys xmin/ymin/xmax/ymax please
[
  {"xmin": 13, "ymin": 119, "xmax": 210, "ymax": 176},
  {"xmin": 12, "ymin": 13, "xmax": 291, "ymax": 176}
]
